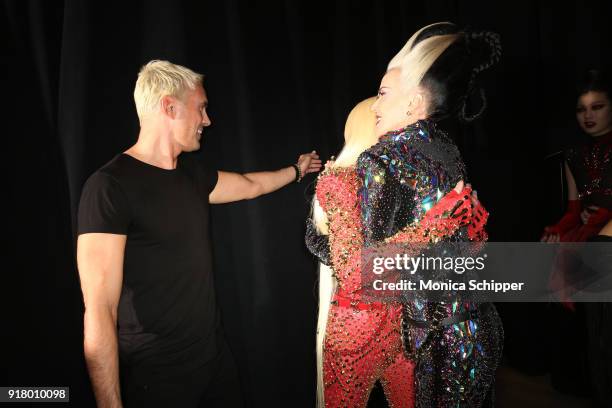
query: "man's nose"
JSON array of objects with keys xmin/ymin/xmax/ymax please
[{"xmin": 202, "ymin": 113, "xmax": 211, "ymax": 127}]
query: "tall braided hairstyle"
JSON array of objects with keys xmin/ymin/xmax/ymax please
[{"xmin": 388, "ymin": 22, "xmax": 502, "ymax": 122}]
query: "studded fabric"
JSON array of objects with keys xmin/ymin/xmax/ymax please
[{"xmin": 316, "ymin": 165, "xmax": 416, "ymax": 408}]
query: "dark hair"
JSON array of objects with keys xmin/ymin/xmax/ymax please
[
  {"xmin": 413, "ymin": 23, "xmax": 502, "ymax": 122},
  {"xmin": 576, "ymin": 69, "xmax": 612, "ymax": 100}
]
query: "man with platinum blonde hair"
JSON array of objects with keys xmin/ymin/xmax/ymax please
[{"xmin": 76, "ymin": 60, "xmax": 321, "ymax": 407}]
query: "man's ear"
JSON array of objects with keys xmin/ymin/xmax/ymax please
[{"xmin": 160, "ymin": 95, "xmax": 177, "ymax": 119}]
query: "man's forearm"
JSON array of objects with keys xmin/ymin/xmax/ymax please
[
  {"xmin": 83, "ymin": 310, "xmax": 122, "ymax": 408},
  {"xmin": 244, "ymin": 166, "xmax": 295, "ymax": 197}
]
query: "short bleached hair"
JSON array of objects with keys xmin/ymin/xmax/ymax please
[{"xmin": 134, "ymin": 60, "xmax": 203, "ymax": 120}]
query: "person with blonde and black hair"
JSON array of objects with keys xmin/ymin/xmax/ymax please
[
  {"xmin": 76, "ymin": 60, "xmax": 321, "ymax": 407},
  {"xmin": 306, "ymin": 94, "xmax": 490, "ymax": 406},
  {"xmin": 357, "ymin": 22, "xmax": 504, "ymax": 406}
]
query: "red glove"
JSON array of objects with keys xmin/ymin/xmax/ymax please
[
  {"xmin": 425, "ymin": 187, "xmax": 473, "ymax": 226},
  {"xmin": 388, "ymin": 187, "xmax": 486, "ymax": 243},
  {"xmin": 425, "ymin": 186, "xmax": 489, "ymax": 241},
  {"xmin": 468, "ymin": 199, "xmax": 489, "ymax": 241},
  {"xmin": 545, "ymin": 200, "xmax": 581, "ymax": 235}
]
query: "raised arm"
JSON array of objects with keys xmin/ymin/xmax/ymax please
[
  {"xmin": 564, "ymin": 161, "xmax": 579, "ymax": 201},
  {"xmin": 77, "ymin": 233, "xmax": 126, "ymax": 408},
  {"xmin": 209, "ymin": 151, "xmax": 321, "ymax": 204}
]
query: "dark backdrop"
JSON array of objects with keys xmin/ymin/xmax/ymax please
[{"xmin": 3, "ymin": 0, "xmax": 612, "ymax": 406}]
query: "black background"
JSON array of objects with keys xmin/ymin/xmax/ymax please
[{"xmin": 2, "ymin": 0, "xmax": 612, "ymax": 406}]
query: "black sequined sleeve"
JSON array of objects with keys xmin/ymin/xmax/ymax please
[
  {"xmin": 357, "ymin": 152, "xmax": 402, "ymax": 246},
  {"xmin": 304, "ymin": 218, "xmax": 331, "ymax": 265}
]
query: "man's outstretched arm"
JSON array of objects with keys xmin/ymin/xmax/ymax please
[
  {"xmin": 209, "ymin": 151, "xmax": 321, "ymax": 204},
  {"xmin": 77, "ymin": 233, "xmax": 126, "ymax": 408}
]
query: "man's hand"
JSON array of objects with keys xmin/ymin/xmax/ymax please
[{"xmin": 297, "ymin": 151, "xmax": 322, "ymax": 177}]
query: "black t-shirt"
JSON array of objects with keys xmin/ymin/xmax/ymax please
[{"xmin": 78, "ymin": 153, "xmax": 220, "ymax": 382}]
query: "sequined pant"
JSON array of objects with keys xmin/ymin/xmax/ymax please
[
  {"xmin": 324, "ymin": 303, "xmax": 415, "ymax": 407},
  {"xmin": 409, "ymin": 305, "xmax": 504, "ymax": 407}
]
